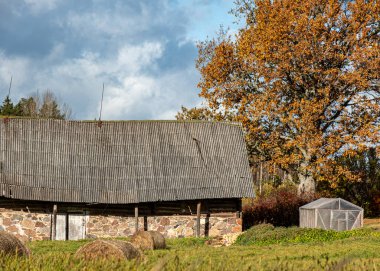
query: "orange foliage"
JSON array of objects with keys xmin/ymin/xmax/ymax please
[
  {"xmin": 175, "ymin": 106, "xmax": 233, "ymax": 121},
  {"xmin": 197, "ymin": 0, "xmax": 380, "ymax": 193}
]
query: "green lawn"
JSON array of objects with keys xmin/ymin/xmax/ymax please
[{"xmin": 2, "ymin": 228, "xmax": 380, "ymax": 271}]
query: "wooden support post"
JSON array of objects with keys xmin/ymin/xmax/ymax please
[
  {"xmin": 345, "ymin": 211, "xmax": 348, "ymax": 230},
  {"xmin": 236, "ymin": 199, "xmax": 242, "ymax": 218},
  {"xmin": 144, "ymin": 216, "xmax": 148, "ymax": 231},
  {"xmin": 196, "ymin": 201, "xmax": 201, "ymax": 237},
  {"xmin": 315, "ymin": 210, "xmax": 318, "ymax": 228},
  {"xmin": 135, "ymin": 205, "xmax": 139, "ymax": 233},
  {"xmin": 361, "ymin": 211, "xmax": 364, "ymax": 227},
  {"xmin": 204, "ymin": 213, "xmax": 210, "ymax": 237},
  {"xmin": 51, "ymin": 204, "xmax": 57, "ymax": 240},
  {"xmin": 259, "ymin": 162, "xmax": 263, "ymax": 195}
]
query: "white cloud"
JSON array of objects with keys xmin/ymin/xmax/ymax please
[
  {"xmin": 54, "ymin": 51, "xmax": 102, "ymax": 79},
  {"xmin": 0, "ymin": 53, "xmax": 30, "ymax": 93},
  {"xmin": 99, "ymin": 67, "xmax": 199, "ymax": 120},
  {"xmin": 65, "ymin": 12, "xmax": 124, "ymax": 37},
  {"xmin": 49, "ymin": 41, "xmax": 164, "ymax": 82},
  {"xmin": 0, "ymin": 40, "xmax": 200, "ymax": 120},
  {"xmin": 24, "ymin": 0, "xmax": 60, "ymax": 14},
  {"xmin": 101, "ymin": 75, "xmax": 156, "ymax": 119},
  {"xmin": 117, "ymin": 42, "xmax": 164, "ymax": 74},
  {"xmin": 64, "ymin": 8, "xmax": 151, "ymax": 39},
  {"xmin": 157, "ymin": 109, "xmax": 179, "ymax": 119},
  {"xmin": 0, "ymin": 0, "xmax": 221, "ymax": 120},
  {"xmin": 45, "ymin": 43, "xmax": 65, "ymax": 62}
]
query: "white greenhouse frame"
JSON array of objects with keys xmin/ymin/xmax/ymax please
[{"xmin": 299, "ymin": 198, "xmax": 363, "ymax": 231}]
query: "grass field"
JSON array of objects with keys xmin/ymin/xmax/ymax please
[{"xmin": 2, "ymin": 223, "xmax": 380, "ymax": 271}]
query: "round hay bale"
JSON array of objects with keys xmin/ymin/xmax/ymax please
[
  {"xmin": 130, "ymin": 231, "xmax": 166, "ymax": 250},
  {"xmin": 75, "ymin": 240, "xmax": 141, "ymax": 261},
  {"xmin": 0, "ymin": 231, "xmax": 30, "ymax": 257},
  {"xmin": 148, "ymin": 231, "xmax": 166, "ymax": 249}
]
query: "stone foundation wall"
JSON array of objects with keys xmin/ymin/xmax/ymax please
[
  {"xmin": 86, "ymin": 214, "xmax": 242, "ymax": 238},
  {"xmin": 0, "ymin": 207, "xmax": 242, "ymax": 241},
  {"xmin": 0, "ymin": 208, "xmax": 51, "ymax": 242},
  {"xmin": 86, "ymin": 215, "xmax": 145, "ymax": 238}
]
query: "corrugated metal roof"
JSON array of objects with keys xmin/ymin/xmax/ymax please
[{"xmin": 0, "ymin": 119, "xmax": 254, "ymax": 204}]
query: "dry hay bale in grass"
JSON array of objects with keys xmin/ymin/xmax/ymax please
[
  {"xmin": 75, "ymin": 240, "xmax": 142, "ymax": 261},
  {"xmin": 223, "ymin": 232, "xmax": 241, "ymax": 246},
  {"xmin": 0, "ymin": 231, "xmax": 30, "ymax": 257},
  {"xmin": 148, "ymin": 231, "xmax": 166, "ymax": 249},
  {"xmin": 205, "ymin": 233, "xmax": 242, "ymax": 247},
  {"xmin": 130, "ymin": 231, "xmax": 166, "ymax": 250},
  {"xmin": 205, "ymin": 236, "xmax": 224, "ymax": 247}
]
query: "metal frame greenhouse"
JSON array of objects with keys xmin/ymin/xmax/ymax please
[{"xmin": 299, "ymin": 198, "xmax": 363, "ymax": 231}]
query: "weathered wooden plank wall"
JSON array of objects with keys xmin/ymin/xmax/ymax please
[{"xmin": 0, "ymin": 198, "xmax": 241, "ymax": 216}]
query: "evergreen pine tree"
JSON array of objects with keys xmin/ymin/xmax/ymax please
[{"xmin": 0, "ymin": 96, "xmax": 15, "ymax": 115}]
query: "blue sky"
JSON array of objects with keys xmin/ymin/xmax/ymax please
[{"xmin": 0, "ymin": 0, "xmax": 237, "ymax": 120}]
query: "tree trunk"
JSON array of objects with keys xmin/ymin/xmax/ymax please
[
  {"xmin": 297, "ymin": 173, "xmax": 315, "ymax": 195},
  {"xmin": 284, "ymin": 171, "xmax": 294, "ymax": 184},
  {"xmin": 297, "ymin": 148, "xmax": 315, "ymax": 195}
]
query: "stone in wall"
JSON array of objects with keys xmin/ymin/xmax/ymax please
[
  {"xmin": 0, "ymin": 208, "xmax": 51, "ymax": 242},
  {"xmin": 86, "ymin": 214, "xmax": 145, "ymax": 238},
  {"xmin": 85, "ymin": 213, "xmax": 242, "ymax": 239},
  {"xmin": 147, "ymin": 215, "xmax": 242, "ymax": 238}
]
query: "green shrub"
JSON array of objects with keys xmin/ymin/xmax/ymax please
[
  {"xmin": 236, "ymin": 224, "xmax": 380, "ymax": 246},
  {"xmin": 237, "ymin": 224, "xmax": 303, "ymax": 245}
]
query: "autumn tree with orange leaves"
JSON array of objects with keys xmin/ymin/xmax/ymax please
[{"xmin": 196, "ymin": 0, "xmax": 380, "ymax": 193}]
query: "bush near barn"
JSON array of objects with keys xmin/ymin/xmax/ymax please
[{"xmin": 243, "ymin": 185, "xmax": 316, "ymax": 229}]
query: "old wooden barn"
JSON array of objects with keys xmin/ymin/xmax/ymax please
[{"xmin": 0, "ymin": 119, "xmax": 254, "ymax": 241}]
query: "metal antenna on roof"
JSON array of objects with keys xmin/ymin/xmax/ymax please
[
  {"xmin": 7, "ymin": 76, "xmax": 12, "ymax": 97},
  {"xmin": 98, "ymin": 83, "xmax": 105, "ymax": 127},
  {"xmin": 3, "ymin": 76, "xmax": 13, "ymax": 124}
]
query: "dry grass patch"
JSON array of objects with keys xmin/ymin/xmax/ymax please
[{"xmin": 364, "ymin": 219, "xmax": 380, "ymax": 231}]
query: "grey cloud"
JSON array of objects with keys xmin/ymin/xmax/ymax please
[{"xmin": 0, "ymin": 0, "xmax": 231, "ymax": 120}]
